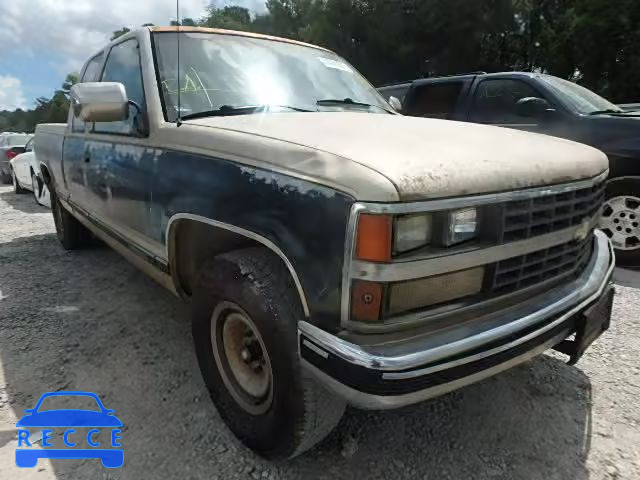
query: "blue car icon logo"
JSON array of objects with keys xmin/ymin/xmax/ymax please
[{"xmin": 16, "ymin": 391, "xmax": 123, "ymax": 468}]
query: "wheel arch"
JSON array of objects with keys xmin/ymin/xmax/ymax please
[
  {"xmin": 39, "ymin": 162, "xmax": 52, "ymax": 185},
  {"xmin": 166, "ymin": 214, "xmax": 310, "ymax": 318},
  {"xmin": 606, "ymin": 175, "xmax": 640, "ymax": 186}
]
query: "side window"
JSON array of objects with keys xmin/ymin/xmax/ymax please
[
  {"xmin": 94, "ymin": 39, "xmax": 145, "ymax": 136},
  {"xmin": 469, "ymin": 79, "xmax": 543, "ymax": 124},
  {"xmin": 72, "ymin": 53, "xmax": 104, "ymax": 133},
  {"xmin": 379, "ymin": 85, "xmax": 409, "ymax": 104},
  {"xmin": 25, "ymin": 138, "xmax": 34, "ymax": 152},
  {"xmin": 404, "ymin": 82, "xmax": 464, "ymax": 119}
]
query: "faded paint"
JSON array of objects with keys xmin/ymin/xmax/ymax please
[
  {"xmin": 187, "ymin": 113, "xmax": 609, "ymax": 201},
  {"xmin": 240, "ymin": 167, "xmax": 338, "ymax": 198}
]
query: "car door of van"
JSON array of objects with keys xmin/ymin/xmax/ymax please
[
  {"xmin": 64, "ymin": 52, "xmax": 105, "ymax": 210},
  {"xmin": 465, "ymin": 77, "xmax": 556, "ymax": 134},
  {"xmin": 84, "ymin": 36, "xmax": 156, "ymax": 256}
]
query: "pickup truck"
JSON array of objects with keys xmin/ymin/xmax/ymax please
[
  {"xmin": 36, "ymin": 27, "xmax": 614, "ymax": 459},
  {"xmin": 379, "ymin": 72, "xmax": 640, "ymax": 266}
]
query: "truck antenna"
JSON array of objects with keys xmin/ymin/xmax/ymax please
[{"xmin": 176, "ymin": 0, "xmax": 182, "ymax": 127}]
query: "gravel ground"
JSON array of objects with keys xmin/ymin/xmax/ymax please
[{"xmin": 1, "ymin": 184, "xmax": 639, "ymax": 480}]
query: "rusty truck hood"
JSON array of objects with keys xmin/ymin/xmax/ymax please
[{"xmin": 186, "ymin": 112, "xmax": 608, "ymax": 201}]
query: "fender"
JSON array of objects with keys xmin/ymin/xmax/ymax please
[
  {"xmin": 606, "ymin": 175, "xmax": 640, "ymax": 186},
  {"xmin": 166, "ymin": 213, "xmax": 311, "ymax": 318}
]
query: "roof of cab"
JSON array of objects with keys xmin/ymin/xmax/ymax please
[
  {"xmin": 148, "ymin": 26, "xmax": 331, "ymax": 52},
  {"xmin": 379, "ymin": 71, "xmax": 542, "ymax": 89}
]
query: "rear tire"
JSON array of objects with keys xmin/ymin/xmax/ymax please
[
  {"xmin": 50, "ymin": 189, "xmax": 90, "ymax": 250},
  {"xmin": 191, "ymin": 247, "xmax": 345, "ymax": 459},
  {"xmin": 600, "ymin": 179, "xmax": 640, "ymax": 267},
  {"xmin": 12, "ymin": 169, "xmax": 26, "ymax": 194}
]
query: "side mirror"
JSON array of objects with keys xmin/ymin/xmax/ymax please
[
  {"xmin": 515, "ymin": 96, "xmax": 555, "ymax": 119},
  {"xmin": 388, "ymin": 96, "xmax": 403, "ymax": 112},
  {"xmin": 70, "ymin": 82, "xmax": 129, "ymax": 122}
]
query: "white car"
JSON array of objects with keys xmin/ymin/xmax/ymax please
[{"xmin": 9, "ymin": 137, "xmax": 50, "ymax": 207}]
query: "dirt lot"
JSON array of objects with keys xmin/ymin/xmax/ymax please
[{"xmin": 1, "ymin": 184, "xmax": 639, "ymax": 479}]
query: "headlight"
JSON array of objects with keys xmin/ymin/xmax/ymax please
[
  {"xmin": 354, "ymin": 209, "xmax": 479, "ymax": 262},
  {"xmin": 445, "ymin": 208, "xmax": 478, "ymax": 246},
  {"xmin": 393, "ymin": 214, "xmax": 432, "ymax": 254}
]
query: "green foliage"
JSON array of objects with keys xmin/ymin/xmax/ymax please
[
  {"xmin": 3, "ymin": 0, "xmax": 639, "ymax": 134},
  {"xmin": 201, "ymin": 6, "xmax": 253, "ymax": 30},
  {"xmin": 0, "ymin": 74, "xmax": 78, "ymax": 133}
]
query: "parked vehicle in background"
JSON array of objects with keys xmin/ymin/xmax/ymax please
[
  {"xmin": 0, "ymin": 133, "xmax": 32, "ymax": 184},
  {"xmin": 37, "ymin": 27, "xmax": 614, "ymax": 459},
  {"xmin": 619, "ymin": 103, "xmax": 640, "ymax": 112},
  {"xmin": 9, "ymin": 137, "xmax": 50, "ymax": 207},
  {"xmin": 379, "ymin": 72, "xmax": 640, "ymax": 266}
]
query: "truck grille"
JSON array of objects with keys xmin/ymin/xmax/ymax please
[
  {"xmin": 497, "ymin": 182, "xmax": 605, "ymax": 243},
  {"xmin": 490, "ymin": 236, "xmax": 593, "ymax": 294}
]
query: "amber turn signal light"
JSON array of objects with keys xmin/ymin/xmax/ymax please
[{"xmin": 355, "ymin": 214, "xmax": 392, "ymax": 262}]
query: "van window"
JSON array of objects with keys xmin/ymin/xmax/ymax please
[
  {"xmin": 469, "ymin": 79, "xmax": 542, "ymax": 124},
  {"xmin": 404, "ymin": 82, "xmax": 464, "ymax": 119},
  {"xmin": 378, "ymin": 85, "xmax": 410, "ymax": 104}
]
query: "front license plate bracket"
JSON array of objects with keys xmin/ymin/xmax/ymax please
[{"xmin": 553, "ymin": 286, "xmax": 614, "ymax": 365}]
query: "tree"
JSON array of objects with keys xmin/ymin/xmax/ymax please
[
  {"xmin": 201, "ymin": 6, "xmax": 252, "ymax": 30},
  {"xmin": 0, "ymin": 73, "xmax": 77, "ymax": 132},
  {"xmin": 61, "ymin": 73, "xmax": 79, "ymax": 97},
  {"xmin": 5, "ymin": 0, "xmax": 640, "ymax": 132}
]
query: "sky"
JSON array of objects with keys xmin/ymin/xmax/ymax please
[{"xmin": 0, "ymin": 0, "xmax": 266, "ymax": 111}]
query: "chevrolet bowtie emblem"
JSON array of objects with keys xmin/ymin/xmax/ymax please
[{"xmin": 574, "ymin": 217, "xmax": 591, "ymax": 242}]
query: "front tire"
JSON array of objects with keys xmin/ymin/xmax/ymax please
[
  {"xmin": 600, "ymin": 179, "xmax": 640, "ymax": 267},
  {"xmin": 50, "ymin": 189, "xmax": 90, "ymax": 250},
  {"xmin": 192, "ymin": 248, "xmax": 345, "ymax": 459}
]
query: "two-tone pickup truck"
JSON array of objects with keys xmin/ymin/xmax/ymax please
[{"xmin": 36, "ymin": 26, "xmax": 614, "ymax": 459}]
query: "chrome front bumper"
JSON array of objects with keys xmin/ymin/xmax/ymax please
[{"xmin": 299, "ymin": 230, "xmax": 615, "ymax": 409}]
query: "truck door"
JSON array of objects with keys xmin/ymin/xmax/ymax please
[
  {"xmin": 84, "ymin": 37, "xmax": 154, "ymax": 252},
  {"xmin": 64, "ymin": 52, "xmax": 105, "ymax": 210},
  {"xmin": 465, "ymin": 78, "xmax": 556, "ymax": 134}
]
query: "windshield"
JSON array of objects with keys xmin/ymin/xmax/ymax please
[
  {"xmin": 152, "ymin": 32, "xmax": 390, "ymax": 121},
  {"xmin": 541, "ymin": 75, "xmax": 621, "ymax": 114}
]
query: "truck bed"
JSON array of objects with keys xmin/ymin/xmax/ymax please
[{"xmin": 34, "ymin": 123, "xmax": 66, "ymax": 191}]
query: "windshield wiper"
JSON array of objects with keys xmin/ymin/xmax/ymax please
[
  {"xmin": 588, "ymin": 109, "xmax": 625, "ymax": 115},
  {"xmin": 316, "ymin": 98, "xmax": 393, "ymax": 114},
  {"xmin": 181, "ymin": 104, "xmax": 313, "ymax": 121}
]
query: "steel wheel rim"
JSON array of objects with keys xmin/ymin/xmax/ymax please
[
  {"xmin": 600, "ymin": 195, "xmax": 640, "ymax": 251},
  {"xmin": 211, "ymin": 301, "xmax": 273, "ymax": 415}
]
